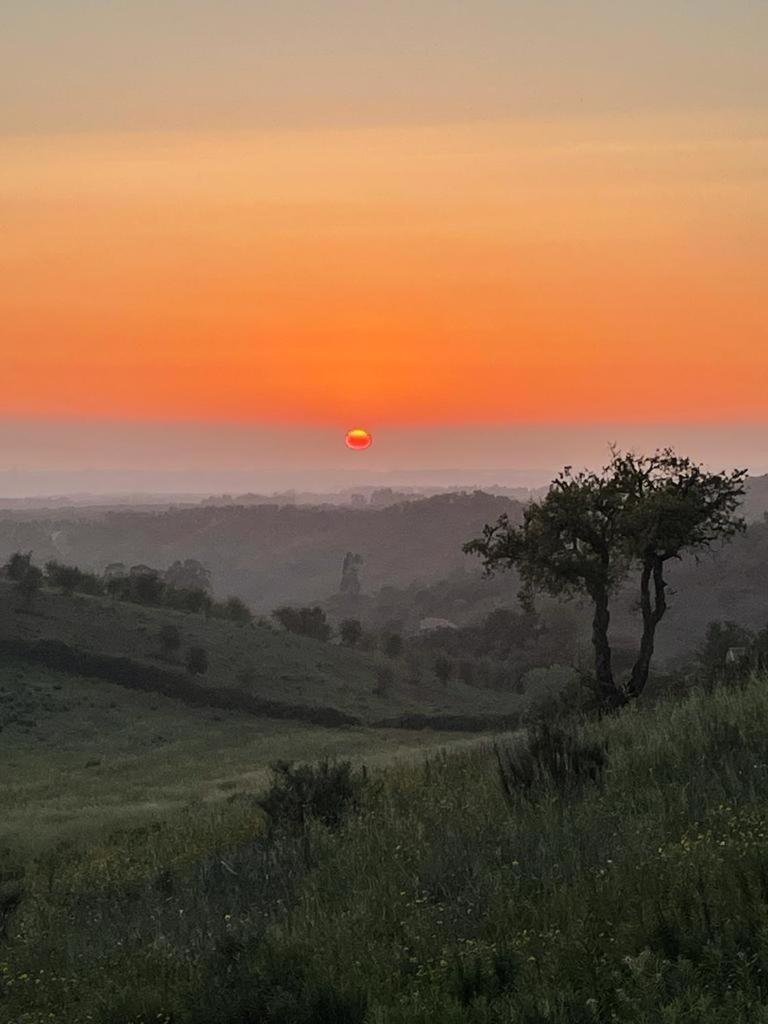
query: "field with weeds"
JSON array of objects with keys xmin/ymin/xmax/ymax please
[
  {"xmin": 0, "ymin": 657, "xmax": 481, "ymax": 855},
  {"xmin": 4, "ymin": 673, "xmax": 768, "ymax": 1021}
]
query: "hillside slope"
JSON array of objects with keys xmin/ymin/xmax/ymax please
[
  {"xmin": 0, "ymin": 656, "xmax": 484, "ymax": 852},
  {"xmin": 5, "ymin": 672, "xmax": 768, "ymax": 1020},
  {"xmin": 0, "ymin": 582, "xmax": 524, "ymax": 724}
]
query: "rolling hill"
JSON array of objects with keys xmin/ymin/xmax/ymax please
[{"xmin": 0, "ymin": 581, "xmax": 524, "ymax": 726}]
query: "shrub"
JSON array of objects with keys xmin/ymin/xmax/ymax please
[
  {"xmin": 163, "ymin": 584, "xmax": 210, "ymax": 614},
  {"xmin": 185, "ymin": 646, "xmax": 209, "ymax": 676},
  {"xmin": 272, "ymin": 606, "xmax": 331, "ymax": 641},
  {"xmin": 158, "ymin": 624, "xmax": 181, "ymax": 658},
  {"xmin": 495, "ymin": 721, "xmax": 608, "ymax": 802},
  {"xmin": 259, "ymin": 759, "xmax": 369, "ymax": 831},
  {"xmin": 223, "ymin": 596, "xmax": 252, "ymax": 625},
  {"xmin": 3, "ymin": 551, "xmax": 32, "ymax": 582},
  {"xmin": 44, "ymin": 560, "xmax": 84, "ymax": 596},
  {"xmin": 339, "ymin": 618, "xmax": 363, "ymax": 647}
]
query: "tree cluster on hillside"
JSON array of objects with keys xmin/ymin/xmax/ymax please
[
  {"xmin": 1, "ymin": 554, "xmax": 253, "ymax": 626},
  {"xmin": 271, "ymin": 605, "xmax": 332, "ymax": 641}
]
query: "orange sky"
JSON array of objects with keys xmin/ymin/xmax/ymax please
[{"xmin": 2, "ymin": 112, "xmax": 767, "ymax": 426}]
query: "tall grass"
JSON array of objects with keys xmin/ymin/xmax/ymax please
[{"xmin": 5, "ymin": 674, "xmax": 768, "ymax": 1022}]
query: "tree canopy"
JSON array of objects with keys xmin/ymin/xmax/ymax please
[{"xmin": 464, "ymin": 448, "xmax": 747, "ymax": 708}]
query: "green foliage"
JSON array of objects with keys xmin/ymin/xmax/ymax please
[
  {"xmin": 272, "ymin": 605, "xmax": 332, "ymax": 641},
  {"xmin": 11, "ymin": 674, "xmax": 768, "ymax": 1020},
  {"xmin": 495, "ymin": 720, "xmax": 608, "ymax": 801},
  {"xmin": 258, "ymin": 759, "xmax": 369, "ymax": 832}
]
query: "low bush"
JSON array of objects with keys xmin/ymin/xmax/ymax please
[
  {"xmin": 259, "ymin": 759, "xmax": 370, "ymax": 832},
  {"xmin": 495, "ymin": 720, "xmax": 608, "ymax": 802}
]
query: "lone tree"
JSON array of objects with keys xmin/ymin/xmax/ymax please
[{"xmin": 464, "ymin": 448, "xmax": 747, "ymax": 709}]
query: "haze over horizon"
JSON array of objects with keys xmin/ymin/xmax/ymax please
[{"xmin": 2, "ymin": 419, "xmax": 768, "ymax": 498}]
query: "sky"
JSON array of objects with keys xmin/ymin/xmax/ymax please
[{"xmin": 1, "ymin": 2, "xmax": 767, "ymax": 491}]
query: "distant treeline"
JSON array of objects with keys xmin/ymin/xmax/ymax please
[{"xmin": 3, "ymin": 552, "xmax": 253, "ymax": 625}]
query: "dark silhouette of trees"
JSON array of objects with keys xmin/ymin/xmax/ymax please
[
  {"xmin": 165, "ymin": 559, "xmax": 212, "ymax": 593},
  {"xmin": 465, "ymin": 448, "xmax": 747, "ymax": 709},
  {"xmin": 4, "ymin": 552, "xmax": 33, "ymax": 582},
  {"xmin": 339, "ymin": 618, "xmax": 363, "ymax": 647},
  {"xmin": 45, "ymin": 561, "xmax": 83, "ymax": 596},
  {"xmin": 136, "ymin": 573, "xmax": 165, "ymax": 605},
  {"xmin": 271, "ymin": 606, "xmax": 332, "ymax": 641},
  {"xmin": 222, "ymin": 596, "xmax": 252, "ymax": 625}
]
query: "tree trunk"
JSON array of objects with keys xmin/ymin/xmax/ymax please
[
  {"xmin": 626, "ymin": 557, "xmax": 667, "ymax": 700},
  {"xmin": 591, "ymin": 586, "xmax": 621, "ymax": 708}
]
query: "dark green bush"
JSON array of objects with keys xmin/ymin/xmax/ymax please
[
  {"xmin": 495, "ymin": 721, "xmax": 608, "ymax": 802},
  {"xmin": 185, "ymin": 646, "xmax": 209, "ymax": 675},
  {"xmin": 259, "ymin": 759, "xmax": 369, "ymax": 831},
  {"xmin": 449, "ymin": 949, "xmax": 519, "ymax": 1006}
]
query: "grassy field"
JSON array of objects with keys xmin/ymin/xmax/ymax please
[
  {"xmin": 0, "ymin": 656, "xmax": 484, "ymax": 854},
  {"xmin": 0, "ymin": 582, "xmax": 523, "ymax": 723},
  {"xmin": 4, "ymin": 672, "xmax": 768, "ymax": 1021}
]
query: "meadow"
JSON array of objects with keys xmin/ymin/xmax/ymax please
[
  {"xmin": 4, "ymin": 670, "xmax": 768, "ymax": 1022},
  {"xmin": 0, "ymin": 656, "xmax": 480, "ymax": 855}
]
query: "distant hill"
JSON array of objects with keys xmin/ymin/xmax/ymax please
[
  {"xmin": 2, "ymin": 483, "xmax": 768, "ymax": 669},
  {"xmin": 0, "ymin": 492, "xmax": 523, "ymax": 610},
  {"xmin": 0, "ymin": 580, "xmax": 524, "ymax": 726}
]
